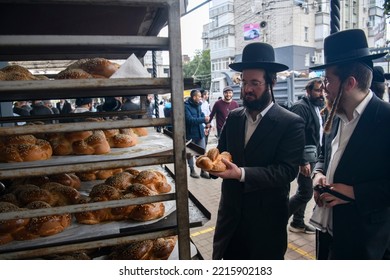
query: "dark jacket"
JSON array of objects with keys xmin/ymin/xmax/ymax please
[
  {"xmin": 290, "ymin": 96, "xmax": 322, "ymax": 164},
  {"xmin": 213, "ymin": 104, "xmax": 305, "ymax": 259},
  {"xmin": 56, "ymin": 100, "xmax": 73, "ymax": 114},
  {"xmin": 184, "ymin": 98, "xmax": 205, "ymax": 141},
  {"xmin": 314, "ymin": 95, "xmax": 390, "ymax": 259}
]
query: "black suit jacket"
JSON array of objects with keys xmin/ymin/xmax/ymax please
[
  {"xmin": 315, "ymin": 95, "xmax": 390, "ymax": 259},
  {"xmin": 290, "ymin": 96, "xmax": 322, "ymax": 164},
  {"xmin": 213, "ymin": 103, "xmax": 305, "ymax": 259}
]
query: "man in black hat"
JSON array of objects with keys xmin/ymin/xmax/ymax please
[
  {"xmin": 370, "ymin": 66, "xmax": 386, "ymax": 99},
  {"xmin": 206, "ymin": 42, "xmax": 305, "ymax": 259},
  {"xmin": 310, "ymin": 29, "xmax": 390, "ymax": 260}
]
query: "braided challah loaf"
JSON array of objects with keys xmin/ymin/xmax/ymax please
[
  {"xmin": 196, "ymin": 147, "xmax": 232, "ymax": 172},
  {"xmin": 0, "ymin": 135, "xmax": 52, "ymax": 162},
  {"xmin": 108, "ymin": 236, "xmax": 177, "ymax": 260},
  {"xmin": 0, "ymin": 201, "xmax": 71, "ymax": 245},
  {"xmin": 75, "ymin": 183, "xmax": 165, "ymax": 224},
  {"xmin": 132, "ymin": 170, "xmax": 172, "ymax": 193}
]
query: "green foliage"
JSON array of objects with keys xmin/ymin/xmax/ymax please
[{"xmin": 183, "ymin": 49, "xmax": 211, "ymax": 90}]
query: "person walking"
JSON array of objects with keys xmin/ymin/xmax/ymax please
[
  {"xmin": 207, "ymin": 42, "xmax": 305, "ymax": 259},
  {"xmin": 185, "ymin": 89, "xmax": 210, "ymax": 179},
  {"xmin": 200, "ymin": 89, "xmax": 212, "ymax": 179},
  {"xmin": 288, "ymin": 78, "xmax": 325, "ymax": 234},
  {"xmin": 309, "ymin": 29, "xmax": 390, "ymax": 260},
  {"xmin": 209, "ymin": 86, "xmax": 239, "ymax": 138}
]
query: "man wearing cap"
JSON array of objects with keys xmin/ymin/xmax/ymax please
[
  {"xmin": 209, "ymin": 86, "xmax": 239, "ymax": 138},
  {"xmin": 206, "ymin": 42, "xmax": 305, "ymax": 259},
  {"xmin": 309, "ymin": 29, "xmax": 390, "ymax": 259}
]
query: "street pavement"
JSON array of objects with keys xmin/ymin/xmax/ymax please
[{"xmin": 187, "ymin": 134, "xmax": 316, "ymax": 260}]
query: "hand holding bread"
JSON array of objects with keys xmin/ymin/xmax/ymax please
[{"xmin": 196, "ymin": 148, "xmax": 232, "ymax": 172}]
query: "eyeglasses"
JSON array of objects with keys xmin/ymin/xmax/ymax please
[
  {"xmin": 312, "ymin": 88, "xmax": 324, "ymax": 93},
  {"xmin": 240, "ymin": 80, "xmax": 266, "ymax": 88}
]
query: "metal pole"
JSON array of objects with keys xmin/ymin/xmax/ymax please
[
  {"xmin": 152, "ymin": 51, "xmax": 161, "ymax": 132},
  {"xmin": 330, "ymin": 0, "xmax": 341, "ymax": 34}
]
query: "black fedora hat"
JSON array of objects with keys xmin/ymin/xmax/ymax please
[
  {"xmin": 229, "ymin": 42, "xmax": 288, "ymax": 72},
  {"xmin": 310, "ymin": 29, "xmax": 386, "ymax": 71},
  {"xmin": 372, "ymin": 66, "xmax": 385, "ymax": 83}
]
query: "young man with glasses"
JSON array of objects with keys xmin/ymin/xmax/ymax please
[
  {"xmin": 310, "ymin": 29, "xmax": 390, "ymax": 259},
  {"xmin": 288, "ymin": 78, "xmax": 325, "ymax": 234}
]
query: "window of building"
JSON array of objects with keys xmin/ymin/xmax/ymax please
[{"xmin": 304, "ymin": 27, "xmax": 308, "ymax": 42}]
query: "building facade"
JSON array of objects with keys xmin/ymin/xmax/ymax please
[{"xmin": 206, "ymin": 0, "xmax": 387, "ymax": 73}]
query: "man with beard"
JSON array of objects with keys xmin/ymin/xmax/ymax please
[
  {"xmin": 288, "ymin": 79, "xmax": 324, "ymax": 234},
  {"xmin": 185, "ymin": 89, "xmax": 210, "ymax": 178},
  {"xmin": 209, "ymin": 86, "xmax": 239, "ymax": 138},
  {"xmin": 309, "ymin": 29, "xmax": 390, "ymax": 259},
  {"xmin": 207, "ymin": 42, "xmax": 305, "ymax": 259}
]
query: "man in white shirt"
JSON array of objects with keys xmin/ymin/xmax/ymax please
[{"xmin": 310, "ymin": 29, "xmax": 390, "ymax": 259}]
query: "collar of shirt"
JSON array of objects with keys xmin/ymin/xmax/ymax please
[
  {"xmin": 336, "ymin": 90, "xmax": 373, "ymax": 123},
  {"xmin": 244, "ymin": 102, "xmax": 274, "ymax": 146},
  {"xmin": 244, "ymin": 101, "xmax": 274, "ymax": 122}
]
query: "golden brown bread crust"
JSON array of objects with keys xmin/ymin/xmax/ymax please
[
  {"xmin": 0, "ymin": 65, "xmax": 42, "ymax": 81},
  {"xmin": 56, "ymin": 68, "xmax": 93, "ymax": 79},
  {"xmin": 40, "ymin": 182, "xmax": 81, "ymax": 206},
  {"xmin": 66, "ymin": 58, "xmax": 120, "ymax": 78},
  {"xmin": 0, "ymin": 135, "xmax": 53, "ymax": 163},
  {"xmin": 75, "ymin": 183, "xmax": 165, "ymax": 224},
  {"xmin": 104, "ymin": 172, "xmax": 135, "ymax": 191},
  {"xmin": 48, "ymin": 173, "xmax": 81, "ymax": 190},
  {"xmin": 108, "ymin": 236, "xmax": 177, "ymax": 260},
  {"xmin": 131, "ymin": 127, "xmax": 148, "ymax": 137},
  {"xmin": 132, "ymin": 170, "xmax": 171, "ymax": 194},
  {"xmin": 196, "ymin": 147, "xmax": 233, "ymax": 172},
  {"xmin": 0, "ymin": 202, "xmax": 30, "ymax": 245},
  {"xmin": 22, "ymin": 201, "xmax": 72, "ymax": 238},
  {"xmin": 72, "ymin": 130, "xmax": 111, "ymax": 155},
  {"xmin": 0, "ymin": 201, "xmax": 71, "ymax": 244}
]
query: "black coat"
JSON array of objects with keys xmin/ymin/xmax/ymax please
[
  {"xmin": 213, "ymin": 104, "xmax": 305, "ymax": 259},
  {"xmin": 315, "ymin": 95, "xmax": 390, "ymax": 259},
  {"xmin": 290, "ymin": 96, "xmax": 322, "ymax": 164}
]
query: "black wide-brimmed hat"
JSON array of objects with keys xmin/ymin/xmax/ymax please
[
  {"xmin": 229, "ymin": 42, "xmax": 288, "ymax": 72},
  {"xmin": 372, "ymin": 66, "xmax": 385, "ymax": 83},
  {"xmin": 310, "ymin": 29, "xmax": 386, "ymax": 71}
]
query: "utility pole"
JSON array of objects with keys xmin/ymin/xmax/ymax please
[{"xmin": 330, "ymin": 0, "xmax": 340, "ymax": 34}]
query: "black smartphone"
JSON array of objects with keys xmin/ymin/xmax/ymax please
[{"xmin": 313, "ymin": 185, "xmax": 354, "ymax": 202}]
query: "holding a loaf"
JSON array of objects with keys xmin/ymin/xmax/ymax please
[{"xmin": 210, "ymin": 43, "xmax": 305, "ymax": 260}]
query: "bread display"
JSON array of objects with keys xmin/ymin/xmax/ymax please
[
  {"xmin": 65, "ymin": 58, "xmax": 120, "ymax": 78},
  {"xmin": 56, "ymin": 68, "xmax": 94, "ymax": 79},
  {"xmin": 108, "ymin": 236, "xmax": 177, "ymax": 260},
  {"xmin": 0, "ymin": 65, "xmax": 44, "ymax": 81},
  {"xmin": 103, "ymin": 128, "xmax": 138, "ymax": 148},
  {"xmin": 72, "ymin": 130, "xmax": 111, "ymax": 155},
  {"xmin": 10, "ymin": 173, "xmax": 81, "ymax": 190},
  {"xmin": 0, "ymin": 201, "xmax": 71, "ymax": 245},
  {"xmin": 75, "ymin": 183, "xmax": 165, "ymax": 224},
  {"xmin": 132, "ymin": 170, "xmax": 172, "ymax": 193},
  {"xmin": 196, "ymin": 147, "xmax": 233, "ymax": 172},
  {"xmin": 0, "ymin": 182, "xmax": 81, "ymax": 208},
  {"xmin": 46, "ymin": 130, "xmax": 110, "ymax": 156},
  {"xmin": 0, "ymin": 135, "xmax": 53, "ymax": 163}
]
